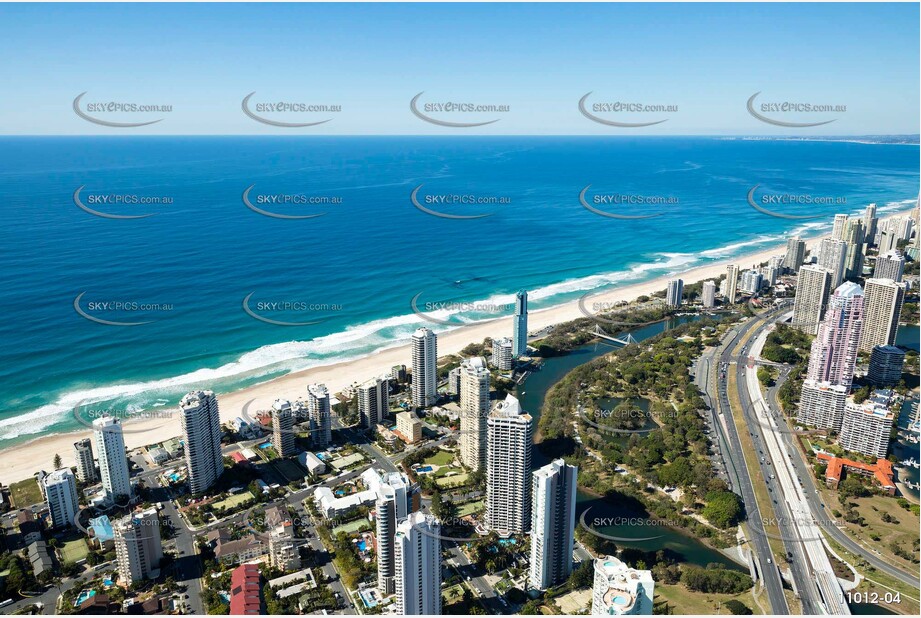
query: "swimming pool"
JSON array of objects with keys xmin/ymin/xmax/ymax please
[
  {"xmin": 258, "ymin": 442, "xmax": 272, "ymax": 449},
  {"xmin": 75, "ymin": 590, "xmax": 96, "ymax": 607},
  {"xmin": 357, "ymin": 540, "xmax": 368, "ymax": 552},
  {"xmin": 417, "ymin": 466, "xmax": 433, "ymax": 473}
]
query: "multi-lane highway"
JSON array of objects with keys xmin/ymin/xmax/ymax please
[
  {"xmin": 707, "ymin": 308, "xmax": 792, "ymax": 615},
  {"xmin": 746, "ymin": 328, "xmax": 849, "ymax": 614}
]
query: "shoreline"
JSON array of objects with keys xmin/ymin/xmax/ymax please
[{"xmin": 0, "ymin": 210, "xmax": 913, "ymax": 486}]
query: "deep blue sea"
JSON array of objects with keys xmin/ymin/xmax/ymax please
[{"xmin": 0, "ymin": 137, "xmax": 917, "ymax": 448}]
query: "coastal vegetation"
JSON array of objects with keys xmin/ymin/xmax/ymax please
[{"xmin": 537, "ymin": 318, "xmax": 746, "ymax": 553}]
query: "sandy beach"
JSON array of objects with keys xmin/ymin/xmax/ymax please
[{"xmin": 0, "ymin": 213, "xmax": 909, "ymax": 487}]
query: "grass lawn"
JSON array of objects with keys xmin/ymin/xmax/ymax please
[
  {"xmin": 60, "ymin": 538, "xmax": 90, "ymax": 564},
  {"xmin": 212, "ymin": 492, "xmax": 255, "ymax": 512},
  {"xmin": 9, "ymin": 478, "xmax": 44, "ymax": 508},
  {"xmin": 455, "ymin": 500, "xmax": 485, "ymax": 517},
  {"xmin": 655, "ymin": 582, "xmax": 764, "ymax": 615},
  {"xmin": 424, "ymin": 449, "xmax": 455, "ymax": 467},
  {"xmin": 434, "ymin": 464, "xmax": 464, "ymax": 478},
  {"xmin": 441, "ymin": 584, "xmax": 466, "ymax": 604},
  {"xmin": 822, "ymin": 491, "xmax": 921, "ymax": 577},
  {"xmin": 436, "ymin": 473, "xmax": 470, "ymax": 489},
  {"xmin": 331, "ymin": 518, "xmax": 371, "ymax": 536}
]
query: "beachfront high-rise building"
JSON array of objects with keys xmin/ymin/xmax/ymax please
[
  {"xmin": 805, "ymin": 282, "xmax": 864, "ymax": 387},
  {"xmin": 179, "ymin": 390, "xmax": 224, "ymax": 495},
  {"xmin": 486, "ymin": 394, "xmax": 533, "ymax": 536},
  {"xmin": 358, "ymin": 375, "xmax": 390, "ymax": 430},
  {"xmin": 841, "ymin": 220, "xmax": 865, "ymax": 279},
  {"xmin": 874, "ymin": 250, "xmax": 905, "ymax": 282},
  {"xmin": 817, "ymin": 238, "xmax": 848, "ymax": 289},
  {"xmin": 394, "ymin": 512, "xmax": 441, "ymax": 615},
  {"xmin": 92, "ymin": 416, "xmax": 132, "ymax": 503},
  {"xmin": 797, "ymin": 381, "xmax": 848, "ymax": 431},
  {"xmin": 701, "ymin": 280, "xmax": 716, "ymax": 309},
  {"xmin": 863, "ymin": 204, "xmax": 878, "ymax": 247},
  {"xmin": 491, "ymin": 336, "xmax": 514, "ymax": 370},
  {"xmin": 867, "ymin": 345, "xmax": 906, "ymax": 387},
  {"xmin": 306, "ymin": 383, "xmax": 332, "ymax": 448},
  {"xmin": 591, "ymin": 556, "xmax": 655, "ymax": 616},
  {"xmin": 665, "ymin": 279, "xmax": 683, "ymax": 308},
  {"xmin": 761, "ymin": 265, "xmax": 779, "ymax": 287},
  {"xmin": 839, "ymin": 397, "xmax": 895, "ymax": 458},
  {"xmin": 858, "ymin": 278, "xmax": 906, "ymax": 353},
  {"xmin": 114, "ymin": 508, "xmax": 163, "ymax": 586},
  {"xmin": 73, "ymin": 438, "xmax": 96, "ymax": 483},
  {"xmin": 271, "ymin": 399, "xmax": 296, "ymax": 458},
  {"xmin": 783, "ymin": 236, "xmax": 807, "ymax": 273},
  {"xmin": 411, "ymin": 327, "xmax": 437, "ymax": 408},
  {"xmin": 791, "ymin": 265, "xmax": 832, "ymax": 334},
  {"xmin": 513, "ymin": 289, "xmax": 529, "ymax": 357},
  {"xmin": 832, "ymin": 213, "xmax": 849, "ymax": 240},
  {"xmin": 447, "ymin": 366, "xmax": 461, "ymax": 396},
  {"xmin": 375, "ymin": 472, "xmax": 411, "ymax": 595},
  {"xmin": 878, "ymin": 226, "xmax": 900, "ymax": 254},
  {"xmin": 529, "ymin": 459, "xmax": 577, "ymax": 591},
  {"xmin": 459, "ymin": 356, "xmax": 490, "ymax": 471},
  {"xmin": 43, "ymin": 468, "xmax": 79, "ymax": 529},
  {"xmin": 740, "ymin": 270, "xmax": 763, "ymax": 295},
  {"xmin": 725, "ymin": 264, "xmax": 739, "ymax": 303}
]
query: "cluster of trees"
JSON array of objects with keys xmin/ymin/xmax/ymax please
[
  {"xmin": 701, "ymin": 490, "xmax": 744, "ymax": 529},
  {"xmin": 761, "ymin": 324, "xmax": 812, "ymax": 365},
  {"xmin": 680, "ymin": 565, "xmax": 753, "ymax": 594}
]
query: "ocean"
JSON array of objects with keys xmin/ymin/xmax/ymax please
[{"xmin": 0, "ymin": 136, "xmax": 917, "ymax": 448}]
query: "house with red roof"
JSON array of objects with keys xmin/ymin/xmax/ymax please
[{"xmin": 229, "ymin": 563, "xmax": 264, "ymax": 615}]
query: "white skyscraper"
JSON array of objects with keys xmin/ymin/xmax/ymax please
[
  {"xmin": 591, "ymin": 556, "xmax": 655, "ymax": 615},
  {"xmin": 93, "ymin": 416, "xmax": 132, "ymax": 502},
  {"xmin": 740, "ymin": 270, "xmax": 763, "ymax": 294},
  {"xmin": 725, "ymin": 264, "xmax": 739, "ymax": 303},
  {"xmin": 791, "ymin": 265, "xmax": 832, "ymax": 334},
  {"xmin": 306, "ymin": 383, "xmax": 332, "ymax": 448},
  {"xmin": 272, "ymin": 399, "xmax": 296, "ymax": 457},
  {"xmin": 180, "ymin": 390, "xmax": 224, "ymax": 495},
  {"xmin": 73, "ymin": 438, "xmax": 96, "ymax": 483},
  {"xmin": 114, "ymin": 508, "xmax": 163, "ymax": 585},
  {"xmin": 529, "ymin": 459, "xmax": 577, "ymax": 591},
  {"xmin": 832, "ymin": 213, "xmax": 849, "ymax": 240},
  {"xmin": 43, "ymin": 468, "xmax": 79, "ymax": 529},
  {"xmin": 394, "ymin": 512, "xmax": 441, "ymax": 615},
  {"xmin": 783, "ymin": 236, "xmax": 807, "ymax": 272},
  {"xmin": 358, "ymin": 375, "xmax": 390, "ymax": 429},
  {"xmin": 491, "ymin": 336, "xmax": 514, "ymax": 370},
  {"xmin": 817, "ymin": 237, "xmax": 848, "ymax": 288},
  {"xmin": 797, "ymin": 381, "xmax": 849, "ymax": 431},
  {"xmin": 701, "ymin": 280, "xmax": 716, "ymax": 309},
  {"xmin": 874, "ymin": 250, "xmax": 905, "ymax": 282},
  {"xmin": 839, "ymin": 398, "xmax": 894, "ymax": 458},
  {"xmin": 459, "ymin": 356, "xmax": 490, "ymax": 471},
  {"xmin": 513, "ymin": 289, "xmax": 529, "ymax": 357},
  {"xmin": 665, "ymin": 279, "xmax": 683, "ymax": 308},
  {"xmin": 486, "ymin": 394, "xmax": 533, "ymax": 535},
  {"xmin": 411, "ymin": 327, "xmax": 437, "ymax": 408},
  {"xmin": 375, "ymin": 472, "xmax": 411, "ymax": 595},
  {"xmin": 858, "ymin": 278, "xmax": 906, "ymax": 353}
]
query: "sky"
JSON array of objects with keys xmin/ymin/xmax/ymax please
[{"xmin": 0, "ymin": 2, "xmax": 918, "ymax": 135}]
